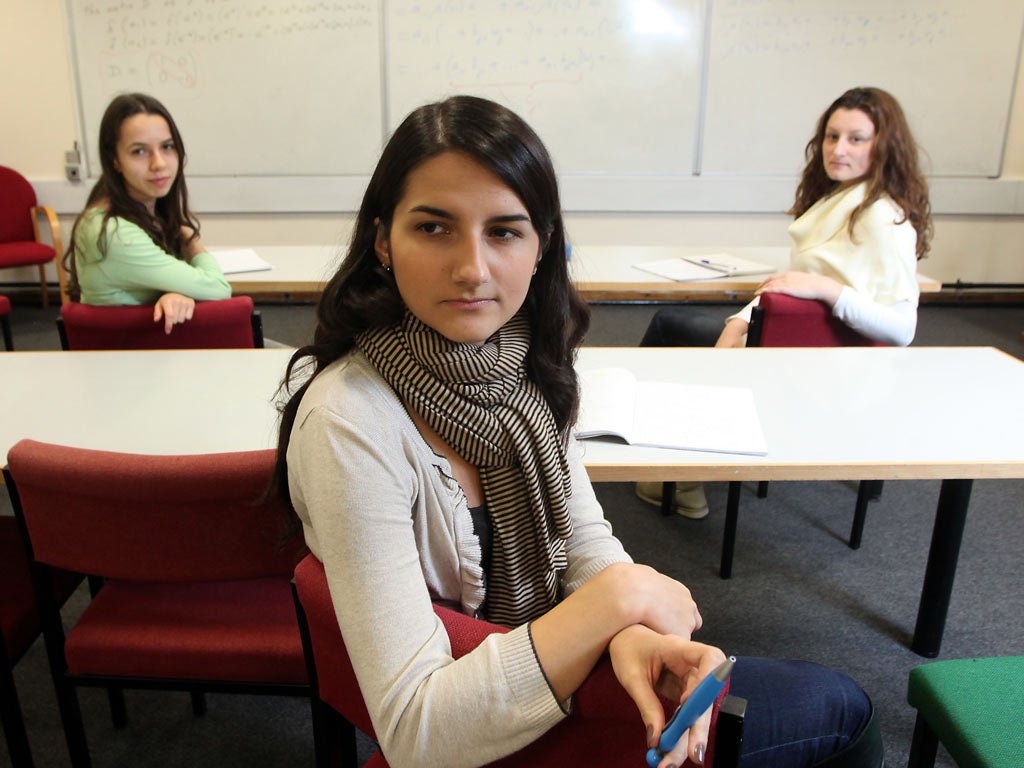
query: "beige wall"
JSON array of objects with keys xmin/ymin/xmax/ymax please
[{"xmin": 3, "ymin": 0, "xmax": 1023, "ymax": 285}]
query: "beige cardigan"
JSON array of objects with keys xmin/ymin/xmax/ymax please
[{"xmin": 287, "ymin": 352, "xmax": 631, "ymax": 768}]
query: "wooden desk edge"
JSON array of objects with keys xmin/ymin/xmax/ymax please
[
  {"xmin": 582, "ymin": 460, "xmax": 1024, "ymax": 483},
  {"xmin": 228, "ymin": 278, "xmax": 328, "ymax": 293}
]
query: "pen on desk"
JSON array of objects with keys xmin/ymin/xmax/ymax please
[
  {"xmin": 645, "ymin": 656, "xmax": 736, "ymax": 768},
  {"xmin": 698, "ymin": 259, "xmax": 735, "ymax": 272}
]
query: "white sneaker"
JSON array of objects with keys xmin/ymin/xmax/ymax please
[{"xmin": 635, "ymin": 481, "xmax": 709, "ymax": 519}]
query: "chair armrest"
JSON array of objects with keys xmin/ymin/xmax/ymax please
[
  {"xmin": 31, "ymin": 205, "xmax": 68, "ymax": 304},
  {"xmin": 712, "ymin": 695, "xmax": 746, "ymax": 768}
]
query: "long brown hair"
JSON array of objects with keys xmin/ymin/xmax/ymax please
[
  {"xmin": 64, "ymin": 92, "xmax": 200, "ymax": 299},
  {"xmin": 789, "ymin": 87, "xmax": 932, "ymax": 259},
  {"xmin": 273, "ymin": 95, "xmax": 590, "ymax": 513}
]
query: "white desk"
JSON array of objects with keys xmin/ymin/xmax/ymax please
[
  {"xmin": 3, "ymin": 346, "xmax": 1019, "ymax": 658},
  {"xmin": 572, "ymin": 245, "xmax": 942, "ymax": 299},
  {"xmin": 223, "ymin": 245, "xmax": 340, "ymax": 294},
  {"xmin": 579, "ymin": 346, "xmax": 1024, "ymax": 658},
  {"xmin": 222, "ymin": 244, "xmax": 943, "ymax": 299},
  {"xmin": 575, "ymin": 347, "xmax": 1020, "ymax": 483},
  {"xmin": 570, "ymin": 245, "xmax": 789, "ymax": 300},
  {"xmin": 0, "ymin": 349, "xmax": 293, "ymax": 459}
]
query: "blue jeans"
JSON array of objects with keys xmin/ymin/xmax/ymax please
[{"xmin": 728, "ymin": 657, "xmax": 874, "ymax": 767}]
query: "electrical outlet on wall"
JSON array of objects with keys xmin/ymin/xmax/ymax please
[{"xmin": 65, "ymin": 143, "xmax": 82, "ymax": 182}]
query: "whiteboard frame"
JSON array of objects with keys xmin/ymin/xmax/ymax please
[{"xmin": 32, "ymin": 175, "xmax": 1024, "ymax": 215}]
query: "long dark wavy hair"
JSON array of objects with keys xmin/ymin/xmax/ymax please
[
  {"xmin": 789, "ymin": 87, "xmax": 932, "ymax": 259},
  {"xmin": 64, "ymin": 92, "xmax": 200, "ymax": 299},
  {"xmin": 273, "ymin": 95, "xmax": 591, "ymax": 513}
]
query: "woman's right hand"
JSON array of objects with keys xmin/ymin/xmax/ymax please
[
  {"xmin": 609, "ymin": 625, "xmax": 727, "ymax": 768},
  {"xmin": 756, "ymin": 270, "xmax": 843, "ymax": 306},
  {"xmin": 153, "ymin": 292, "xmax": 196, "ymax": 334}
]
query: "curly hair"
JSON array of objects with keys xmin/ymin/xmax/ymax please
[
  {"xmin": 789, "ymin": 87, "xmax": 932, "ymax": 259},
  {"xmin": 64, "ymin": 92, "xmax": 200, "ymax": 299},
  {"xmin": 273, "ymin": 95, "xmax": 590, "ymax": 512}
]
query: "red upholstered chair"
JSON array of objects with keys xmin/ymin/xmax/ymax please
[
  {"xmin": 1, "ymin": 517, "xmax": 85, "ymax": 768},
  {"xmin": 0, "ymin": 295, "xmax": 12, "ymax": 351},
  {"xmin": 746, "ymin": 293, "xmax": 886, "ymax": 349},
  {"xmin": 292, "ymin": 553, "xmax": 743, "ymax": 768},
  {"xmin": 0, "ymin": 167, "xmax": 65, "ymax": 307},
  {"xmin": 57, "ymin": 295, "xmax": 263, "ymax": 350},
  {"xmin": 717, "ymin": 293, "xmax": 886, "ymax": 578},
  {"xmin": 3, "ymin": 441, "xmax": 321, "ymax": 768}
]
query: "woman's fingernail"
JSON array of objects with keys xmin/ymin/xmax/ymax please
[
  {"xmin": 695, "ymin": 744, "xmax": 706, "ymax": 764},
  {"xmin": 646, "ymin": 724, "xmax": 654, "ymax": 747}
]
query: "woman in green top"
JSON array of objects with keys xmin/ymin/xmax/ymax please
[{"xmin": 64, "ymin": 93, "xmax": 230, "ymax": 333}]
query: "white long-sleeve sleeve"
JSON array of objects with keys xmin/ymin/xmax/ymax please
[{"xmin": 832, "ymin": 287, "xmax": 917, "ymax": 346}]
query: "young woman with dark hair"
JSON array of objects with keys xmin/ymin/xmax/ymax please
[
  {"xmin": 276, "ymin": 95, "xmax": 881, "ymax": 768},
  {"xmin": 64, "ymin": 92, "xmax": 230, "ymax": 333}
]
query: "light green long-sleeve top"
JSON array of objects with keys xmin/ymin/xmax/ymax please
[{"xmin": 74, "ymin": 208, "xmax": 231, "ymax": 305}]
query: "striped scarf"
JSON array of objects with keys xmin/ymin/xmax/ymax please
[{"xmin": 356, "ymin": 311, "xmax": 573, "ymax": 626}]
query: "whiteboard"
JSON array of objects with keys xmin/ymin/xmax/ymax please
[
  {"xmin": 67, "ymin": 0, "xmax": 385, "ymax": 177},
  {"xmin": 386, "ymin": 0, "xmax": 704, "ymax": 175},
  {"xmin": 64, "ymin": 0, "xmax": 1024, "ymax": 193},
  {"xmin": 702, "ymin": 0, "xmax": 1024, "ymax": 177}
]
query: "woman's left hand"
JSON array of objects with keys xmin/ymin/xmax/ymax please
[
  {"xmin": 609, "ymin": 625, "xmax": 727, "ymax": 768},
  {"xmin": 179, "ymin": 224, "xmax": 205, "ymax": 260},
  {"xmin": 153, "ymin": 292, "xmax": 196, "ymax": 334},
  {"xmin": 756, "ymin": 270, "xmax": 843, "ymax": 306}
]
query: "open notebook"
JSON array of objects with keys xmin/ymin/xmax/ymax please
[
  {"xmin": 634, "ymin": 253, "xmax": 774, "ymax": 282},
  {"xmin": 575, "ymin": 368, "xmax": 767, "ymax": 456}
]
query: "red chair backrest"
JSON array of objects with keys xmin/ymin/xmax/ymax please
[
  {"xmin": 0, "ymin": 166, "xmax": 37, "ymax": 243},
  {"xmin": 59, "ymin": 296, "xmax": 260, "ymax": 349},
  {"xmin": 0, "ymin": 516, "xmax": 45, "ymax": 660},
  {"xmin": 6, "ymin": 440, "xmax": 305, "ymax": 582},
  {"xmin": 293, "ymin": 553, "xmax": 723, "ymax": 768},
  {"xmin": 752, "ymin": 293, "xmax": 884, "ymax": 348},
  {"xmin": 0, "ymin": 517, "xmax": 83, "ymax": 663}
]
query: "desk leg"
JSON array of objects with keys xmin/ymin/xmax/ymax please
[
  {"xmin": 911, "ymin": 478, "xmax": 973, "ymax": 658},
  {"xmin": 720, "ymin": 481, "xmax": 742, "ymax": 579},
  {"xmin": 661, "ymin": 482, "xmax": 675, "ymax": 516}
]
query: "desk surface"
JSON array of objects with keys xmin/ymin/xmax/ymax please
[
  {"xmin": 576, "ymin": 346, "xmax": 1023, "ymax": 482},
  {"xmin": 222, "ymin": 245, "xmax": 943, "ymax": 299},
  {"xmin": 1, "ymin": 347, "xmax": 1016, "ymax": 477},
  {"xmin": 0, "ymin": 349, "xmax": 292, "ymax": 464}
]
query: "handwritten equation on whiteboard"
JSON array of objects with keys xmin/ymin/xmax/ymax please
[
  {"xmin": 81, "ymin": 0, "xmax": 374, "ymax": 93},
  {"xmin": 70, "ymin": 0, "xmax": 384, "ymax": 176}
]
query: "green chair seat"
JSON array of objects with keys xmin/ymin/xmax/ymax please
[{"xmin": 907, "ymin": 656, "xmax": 1024, "ymax": 768}]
